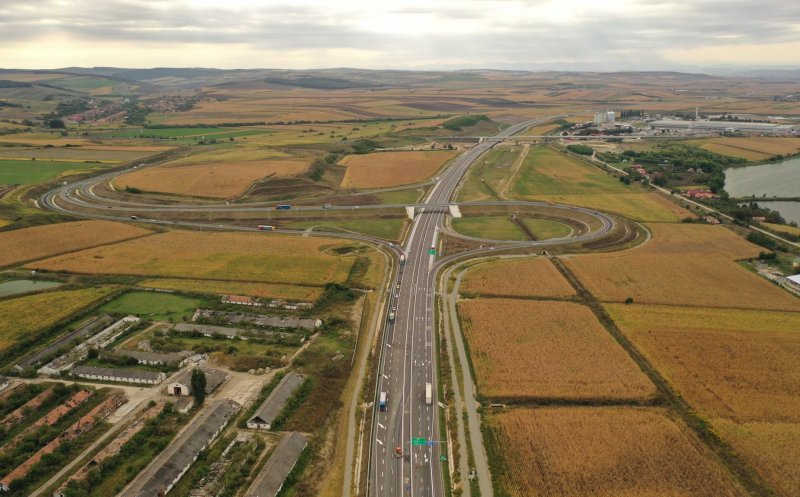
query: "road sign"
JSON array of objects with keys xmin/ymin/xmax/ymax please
[
  {"xmin": 429, "ymin": 248, "xmax": 436, "ymax": 255},
  {"xmin": 412, "ymin": 437, "xmax": 427, "ymax": 446}
]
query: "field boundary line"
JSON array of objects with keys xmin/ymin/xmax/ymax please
[{"xmin": 550, "ymin": 256, "xmax": 779, "ymax": 497}]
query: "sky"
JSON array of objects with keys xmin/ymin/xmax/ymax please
[{"xmin": 1, "ymin": 0, "xmax": 799, "ymax": 71}]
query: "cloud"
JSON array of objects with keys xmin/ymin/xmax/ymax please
[{"xmin": 0, "ymin": 0, "xmax": 797, "ymax": 69}]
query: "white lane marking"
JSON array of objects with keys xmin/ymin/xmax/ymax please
[
  {"xmin": 378, "ymin": 422, "xmax": 385, "ymax": 429},
  {"xmin": 376, "ymin": 438, "xmax": 384, "ymax": 446},
  {"xmin": 383, "ymin": 374, "xmax": 389, "ymax": 379},
  {"xmin": 386, "ymin": 343, "xmax": 392, "ymax": 348}
]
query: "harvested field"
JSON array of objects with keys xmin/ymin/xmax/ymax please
[
  {"xmin": 451, "ymin": 216, "xmax": 526, "ymax": 241},
  {"xmin": 458, "ymin": 299, "xmax": 655, "ymax": 401},
  {"xmin": 137, "ymin": 278, "xmax": 323, "ymax": 301},
  {"xmin": 113, "ymin": 160, "xmax": 309, "ymax": 198},
  {"xmin": 30, "ymin": 231, "xmax": 357, "ymax": 286},
  {"xmin": 715, "ymin": 420, "xmax": 800, "ymax": 497},
  {"xmin": 0, "ymin": 220, "xmax": 152, "ymax": 268},
  {"xmin": 339, "ymin": 150, "xmax": 455, "ymax": 188},
  {"xmin": 0, "ymin": 287, "xmax": 117, "ymax": 354},
  {"xmin": 607, "ymin": 303, "xmax": 800, "ymax": 422},
  {"xmin": 564, "ymin": 223, "xmax": 799, "ymax": 310},
  {"xmin": 485, "ymin": 406, "xmax": 746, "ymax": 497},
  {"xmin": 689, "ymin": 137, "xmax": 800, "ymax": 161},
  {"xmin": 460, "ymin": 257, "xmax": 576, "ymax": 299}
]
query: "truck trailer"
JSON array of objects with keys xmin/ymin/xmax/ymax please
[
  {"xmin": 425, "ymin": 382, "xmax": 432, "ymax": 405},
  {"xmin": 379, "ymin": 391, "xmax": 387, "ymax": 411}
]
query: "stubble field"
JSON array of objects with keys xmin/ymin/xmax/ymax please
[
  {"xmin": 688, "ymin": 137, "xmax": 800, "ymax": 161},
  {"xmin": 458, "ymin": 299, "xmax": 656, "ymax": 401},
  {"xmin": 0, "ymin": 220, "xmax": 152, "ymax": 268},
  {"xmin": 460, "ymin": 257, "xmax": 576, "ymax": 299},
  {"xmin": 137, "ymin": 278, "xmax": 324, "ymax": 301},
  {"xmin": 485, "ymin": 406, "xmax": 746, "ymax": 497},
  {"xmin": 339, "ymin": 150, "xmax": 455, "ymax": 188},
  {"xmin": 29, "ymin": 231, "xmax": 357, "ymax": 286},
  {"xmin": 564, "ymin": 223, "xmax": 799, "ymax": 310}
]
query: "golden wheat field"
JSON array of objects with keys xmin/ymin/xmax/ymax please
[
  {"xmin": 0, "ymin": 220, "xmax": 152, "ymax": 268},
  {"xmin": 460, "ymin": 257, "xmax": 576, "ymax": 298},
  {"xmin": 114, "ymin": 159, "xmax": 309, "ymax": 198},
  {"xmin": 29, "ymin": 231, "xmax": 356, "ymax": 286},
  {"xmin": 458, "ymin": 299, "xmax": 656, "ymax": 400},
  {"xmin": 0, "ymin": 287, "xmax": 117, "ymax": 353},
  {"xmin": 137, "ymin": 278, "xmax": 323, "ymax": 301},
  {"xmin": 715, "ymin": 419, "xmax": 800, "ymax": 497},
  {"xmin": 607, "ymin": 303, "xmax": 800, "ymax": 422},
  {"xmin": 339, "ymin": 150, "xmax": 455, "ymax": 188},
  {"xmin": 564, "ymin": 223, "xmax": 799, "ymax": 310},
  {"xmin": 485, "ymin": 406, "xmax": 746, "ymax": 497},
  {"xmin": 762, "ymin": 222, "xmax": 800, "ymax": 237}
]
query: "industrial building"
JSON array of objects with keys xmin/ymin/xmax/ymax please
[
  {"xmin": 167, "ymin": 366, "xmax": 228, "ymax": 396},
  {"xmin": 247, "ymin": 372, "xmax": 305, "ymax": 430},
  {"xmin": 110, "ymin": 349, "xmax": 193, "ymax": 367},
  {"xmin": 594, "ymin": 110, "xmax": 615, "ymax": 125},
  {"xmin": 244, "ymin": 432, "xmax": 308, "ymax": 497},
  {"xmin": 119, "ymin": 399, "xmax": 240, "ymax": 497},
  {"xmin": 650, "ymin": 119, "xmax": 798, "ymax": 135},
  {"xmin": 70, "ymin": 366, "xmax": 166, "ymax": 385}
]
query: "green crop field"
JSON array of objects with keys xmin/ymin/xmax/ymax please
[
  {"xmin": 521, "ymin": 218, "xmax": 573, "ymax": 239},
  {"xmin": 0, "ymin": 159, "xmax": 108, "ymax": 185},
  {"xmin": 376, "ymin": 187, "xmax": 425, "ymax": 205},
  {"xmin": 100, "ymin": 291, "xmax": 204, "ymax": 322},
  {"xmin": 452, "ymin": 216, "xmax": 527, "ymax": 241},
  {"xmin": 512, "ymin": 146, "xmax": 629, "ymax": 197}
]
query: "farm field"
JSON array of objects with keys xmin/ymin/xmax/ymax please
[
  {"xmin": 457, "ymin": 146, "xmax": 525, "ymax": 202},
  {"xmin": 104, "ymin": 126, "xmax": 271, "ymax": 139},
  {"xmin": 511, "ymin": 146, "xmax": 629, "ymax": 197},
  {"xmin": 458, "ymin": 299, "xmax": 656, "ymax": 401},
  {"xmin": 100, "ymin": 291, "xmax": 204, "ymax": 322},
  {"xmin": 0, "ymin": 220, "xmax": 152, "ymax": 268},
  {"xmin": 281, "ymin": 218, "xmax": 405, "ymax": 241},
  {"xmin": 28, "ymin": 231, "xmax": 358, "ymax": 286},
  {"xmin": 0, "ymin": 147, "xmax": 158, "ymax": 163},
  {"xmin": 0, "ymin": 286, "xmax": 117, "ymax": 354},
  {"xmin": 484, "ymin": 406, "xmax": 746, "ymax": 497},
  {"xmin": 762, "ymin": 222, "xmax": 800, "ymax": 236},
  {"xmin": 460, "ymin": 257, "xmax": 576, "ymax": 299},
  {"xmin": 606, "ymin": 303, "xmax": 800, "ymax": 422},
  {"xmin": 0, "ymin": 159, "xmax": 110, "ymax": 185},
  {"xmin": 137, "ymin": 278, "xmax": 323, "ymax": 301},
  {"xmin": 339, "ymin": 150, "xmax": 455, "ymax": 188},
  {"xmin": 714, "ymin": 420, "xmax": 800, "ymax": 497},
  {"xmin": 451, "ymin": 216, "xmax": 526, "ymax": 241},
  {"xmin": 541, "ymin": 192, "xmax": 690, "ymax": 222},
  {"xmin": 113, "ymin": 159, "xmax": 309, "ymax": 198},
  {"xmin": 688, "ymin": 137, "xmax": 800, "ymax": 161},
  {"xmin": 506, "ymin": 146, "xmax": 690, "ymax": 221},
  {"xmin": 563, "ymin": 223, "xmax": 799, "ymax": 310}
]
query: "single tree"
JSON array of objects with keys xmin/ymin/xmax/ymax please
[{"xmin": 191, "ymin": 368, "xmax": 207, "ymax": 406}]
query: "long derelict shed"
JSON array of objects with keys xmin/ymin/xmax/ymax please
[
  {"xmin": 247, "ymin": 372, "xmax": 305, "ymax": 430},
  {"xmin": 245, "ymin": 432, "xmax": 308, "ymax": 497}
]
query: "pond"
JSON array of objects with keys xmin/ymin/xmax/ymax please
[
  {"xmin": 0, "ymin": 279, "xmax": 63, "ymax": 297},
  {"xmin": 725, "ymin": 156, "xmax": 800, "ymax": 224}
]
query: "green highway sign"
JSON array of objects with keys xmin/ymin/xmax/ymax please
[
  {"xmin": 412, "ymin": 437, "xmax": 427, "ymax": 446},
  {"xmin": 429, "ymin": 248, "xmax": 436, "ymax": 255}
]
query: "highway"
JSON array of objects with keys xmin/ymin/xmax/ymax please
[
  {"xmin": 367, "ymin": 118, "xmax": 551, "ymax": 497},
  {"xmin": 38, "ymin": 117, "xmax": 617, "ymax": 497}
]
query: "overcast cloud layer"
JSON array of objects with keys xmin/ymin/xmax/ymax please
[{"xmin": 1, "ymin": 0, "xmax": 798, "ymax": 70}]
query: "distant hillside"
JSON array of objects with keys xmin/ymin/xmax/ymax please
[{"xmin": 264, "ymin": 76, "xmax": 381, "ymax": 90}]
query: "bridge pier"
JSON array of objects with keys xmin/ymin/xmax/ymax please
[
  {"xmin": 448, "ymin": 205, "xmax": 461, "ymax": 218},
  {"xmin": 405, "ymin": 206, "xmax": 415, "ymax": 220}
]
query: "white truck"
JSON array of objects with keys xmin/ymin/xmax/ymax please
[{"xmin": 425, "ymin": 382, "xmax": 432, "ymax": 405}]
